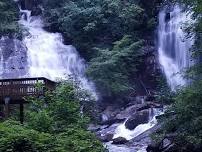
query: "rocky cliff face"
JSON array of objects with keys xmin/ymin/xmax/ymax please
[
  {"xmin": 141, "ymin": 37, "xmax": 162, "ymax": 93},
  {"xmin": 20, "ymin": 0, "xmax": 42, "ymax": 16},
  {"xmin": 0, "ymin": 38, "xmax": 28, "ymax": 78}
]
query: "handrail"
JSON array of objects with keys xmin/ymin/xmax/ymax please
[
  {"xmin": 0, "ymin": 77, "xmax": 55, "ymax": 83},
  {"xmin": 0, "ymin": 77, "xmax": 56, "ymax": 101}
]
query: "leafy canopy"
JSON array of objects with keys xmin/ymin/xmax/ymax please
[
  {"xmin": 0, "ymin": 81, "xmax": 105, "ymax": 152},
  {"xmin": 0, "ymin": 0, "xmax": 20, "ymax": 37},
  {"xmin": 87, "ymin": 35, "xmax": 144, "ymax": 100}
]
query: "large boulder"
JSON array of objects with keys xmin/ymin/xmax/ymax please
[
  {"xmin": 112, "ymin": 137, "xmax": 128, "ymax": 145},
  {"xmin": 88, "ymin": 124, "xmax": 101, "ymax": 132},
  {"xmin": 146, "ymin": 143, "xmax": 161, "ymax": 152},
  {"xmin": 100, "ymin": 106, "xmax": 123, "ymax": 125},
  {"xmin": 0, "ymin": 38, "xmax": 28, "ymax": 78},
  {"xmin": 125, "ymin": 110, "xmax": 150, "ymax": 130},
  {"xmin": 115, "ymin": 103, "xmax": 151, "ymax": 120},
  {"xmin": 146, "ymin": 134, "xmax": 179, "ymax": 152},
  {"xmin": 146, "ymin": 140, "xmax": 178, "ymax": 152},
  {"xmin": 97, "ymin": 133, "xmax": 114, "ymax": 142},
  {"xmin": 31, "ymin": 7, "xmax": 42, "ymax": 16}
]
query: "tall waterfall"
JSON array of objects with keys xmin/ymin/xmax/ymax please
[
  {"xmin": 19, "ymin": 10, "xmax": 97, "ymax": 99},
  {"xmin": 158, "ymin": 5, "xmax": 193, "ymax": 90}
]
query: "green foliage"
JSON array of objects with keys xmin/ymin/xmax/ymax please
[
  {"xmin": 0, "ymin": 81, "xmax": 105, "ymax": 152},
  {"xmin": 87, "ymin": 35, "xmax": 144, "ymax": 100},
  {"xmin": 158, "ymin": 80, "xmax": 202, "ymax": 150},
  {"xmin": 0, "ymin": 121, "xmax": 61, "ymax": 152},
  {"xmin": 153, "ymin": 1, "xmax": 202, "ymax": 151},
  {"xmin": 41, "ymin": 0, "xmax": 161, "ymax": 102},
  {"xmin": 0, "ymin": 0, "xmax": 21, "ymax": 37},
  {"xmin": 179, "ymin": 0, "xmax": 202, "ymax": 79},
  {"xmin": 0, "ymin": 120, "xmax": 104, "ymax": 152},
  {"xmin": 42, "ymin": 0, "xmax": 155, "ymax": 59},
  {"xmin": 26, "ymin": 110, "xmax": 53, "ymax": 133},
  {"xmin": 155, "ymin": 75, "xmax": 175, "ymax": 104}
]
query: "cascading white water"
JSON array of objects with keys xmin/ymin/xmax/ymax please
[
  {"xmin": 158, "ymin": 5, "xmax": 193, "ymax": 90},
  {"xmin": 113, "ymin": 108, "xmax": 162, "ymax": 141},
  {"xmin": 19, "ymin": 10, "xmax": 97, "ymax": 99},
  {"xmin": 104, "ymin": 108, "xmax": 164, "ymax": 152}
]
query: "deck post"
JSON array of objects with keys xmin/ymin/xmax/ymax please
[
  {"xmin": 4, "ymin": 97, "xmax": 10, "ymax": 118},
  {"xmin": 0, "ymin": 77, "xmax": 56, "ymax": 123},
  {"xmin": 20, "ymin": 103, "xmax": 24, "ymax": 124}
]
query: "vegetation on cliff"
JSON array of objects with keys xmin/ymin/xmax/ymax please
[
  {"xmin": 42, "ymin": 0, "xmax": 162, "ymax": 102},
  {"xmin": 0, "ymin": 0, "xmax": 20, "ymax": 37},
  {"xmin": 153, "ymin": 1, "xmax": 202, "ymax": 151}
]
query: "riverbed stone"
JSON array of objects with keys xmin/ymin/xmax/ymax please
[
  {"xmin": 125, "ymin": 110, "xmax": 150, "ymax": 130},
  {"xmin": 98, "ymin": 133, "xmax": 114, "ymax": 142},
  {"xmin": 31, "ymin": 7, "xmax": 42, "ymax": 16},
  {"xmin": 112, "ymin": 137, "xmax": 128, "ymax": 145}
]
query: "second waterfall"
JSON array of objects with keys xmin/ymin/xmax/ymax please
[{"xmin": 158, "ymin": 5, "xmax": 194, "ymax": 90}]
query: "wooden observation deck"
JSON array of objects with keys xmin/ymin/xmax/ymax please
[{"xmin": 0, "ymin": 77, "xmax": 56, "ymax": 123}]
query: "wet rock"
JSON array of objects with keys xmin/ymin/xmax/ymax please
[
  {"xmin": 146, "ymin": 102, "xmax": 163, "ymax": 109},
  {"xmin": 20, "ymin": 0, "xmax": 42, "ymax": 16},
  {"xmin": 96, "ymin": 123, "xmax": 120, "ymax": 139},
  {"xmin": 98, "ymin": 134, "xmax": 114, "ymax": 142},
  {"xmin": 146, "ymin": 141, "xmax": 178, "ymax": 152},
  {"xmin": 146, "ymin": 134, "xmax": 178, "ymax": 152},
  {"xmin": 101, "ymin": 118, "xmax": 125, "ymax": 126},
  {"xmin": 162, "ymin": 139, "xmax": 172, "ymax": 150},
  {"xmin": 145, "ymin": 95, "xmax": 156, "ymax": 102},
  {"xmin": 137, "ymin": 104, "xmax": 151, "ymax": 111},
  {"xmin": 88, "ymin": 124, "xmax": 110, "ymax": 132},
  {"xmin": 128, "ymin": 96, "xmax": 146, "ymax": 105},
  {"xmin": 115, "ymin": 105, "xmax": 138, "ymax": 120},
  {"xmin": 146, "ymin": 143, "xmax": 161, "ymax": 152},
  {"xmin": 163, "ymin": 143, "xmax": 179, "ymax": 152},
  {"xmin": 115, "ymin": 103, "xmax": 150, "ymax": 120},
  {"xmin": 20, "ymin": 0, "xmax": 35, "ymax": 10},
  {"xmin": 165, "ymin": 13, "xmax": 171, "ymax": 22},
  {"xmin": 0, "ymin": 38, "xmax": 28, "ymax": 78},
  {"xmin": 31, "ymin": 7, "xmax": 42, "ymax": 16},
  {"xmin": 125, "ymin": 110, "xmax": 149, "ymax": 130},
  {"xmin": 112, "ymin": 137, "xmax": 128, "ymax": 145},
  {"xmin": 101, "ymin": 106, "xmax": 122, "ymax": 125},
  {"xmin": 88, "ymin": 124, "xmax": 101, "ymax": 132}
]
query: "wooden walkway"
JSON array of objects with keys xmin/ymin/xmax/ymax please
[{"xmin": 0, "ymin": 77, "xmax": 56, "ymax": 123}]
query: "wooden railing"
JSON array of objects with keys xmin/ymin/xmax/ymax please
[{"xmin": 0, "ymin": 77, "xmax": 56, "ymax": 103}]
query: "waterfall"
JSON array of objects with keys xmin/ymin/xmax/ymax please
[
  {"xmin": 158, "ymin": 5, "xmax": 193, "ymax": 90},
  {"xmin": 18, "ymin": 9, "xmax": 97, "ymax": 99}
]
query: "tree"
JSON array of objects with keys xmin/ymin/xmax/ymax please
[
  {"xmin": 153, "ymin": 1, "xmax": 202, "ymax": 151},
  {"xmin": 0, "ymin": 80, "xmax": 105, "ymax": 152},
  {"xmin": 0, "ymin": 0, "xmax": 21, "ymax": 37},
  {"xmin": 87, "ymin": 35, "xmax": 144, "ymax": 101}
]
